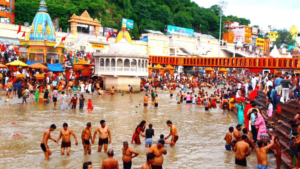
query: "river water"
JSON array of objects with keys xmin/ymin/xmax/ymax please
[{"xmin": 0, "ymin": 87, "xmax": 277, "ymax": 169}]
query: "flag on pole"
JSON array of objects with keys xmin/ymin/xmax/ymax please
[
  {"xmin": 17, "ymin": 23, "xmax": 21, "ymax": 34},
  {"xmin": 1, "ymin": 44, "xmax": 6, "ymax": 51},
  {"xmin": 54, "ymin": 33, "xmax": 70, "ymax": 48},
  {"xmin": 73, "ymin": 31, "xmax": 77, "ymax": 36},
  {"xmin": 22, "ymin": 32, "xmax": 25, "ymax": 37},
  {"xmin": 106, "ymin": 31, "xmax": 111, "ymax": 41}
]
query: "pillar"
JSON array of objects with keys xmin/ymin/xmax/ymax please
[
  {"xmin": 70, "ymin": 22, "xmax": 77, "ymax": 33},
  {"xmin": 94, "ymin": 25, "xmax": 99, "ymax": 37}
]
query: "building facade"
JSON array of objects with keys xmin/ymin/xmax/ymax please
[
  {"xmin": 0, "ymin": 0, "xmax": 14, "ymax": 23},
  {"xmin": 267, "ymin": 32, "xmax": 278, "ymax": 42}
]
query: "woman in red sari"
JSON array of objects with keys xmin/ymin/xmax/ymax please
[{"xmin": 131, "ymin": 120, "xmax": 146, "ymax": 144}]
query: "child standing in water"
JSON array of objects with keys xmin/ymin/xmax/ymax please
[{"xmin": 79, "ymin": 95, "xmax": 85, "ymax": 110}]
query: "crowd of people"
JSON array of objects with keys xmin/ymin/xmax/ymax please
[
  {"xmin": 3, "ymin": 65, "xmax": 300, "ymax": 168},
  {"xmin": 42, "ymin": 119, "xmax": 177, "ymax": 169}
]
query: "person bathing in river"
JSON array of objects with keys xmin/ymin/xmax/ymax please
[
  {"xmin": 122, "ymin": 141, "xmax": 139, "ymax": 169},
  {"xmin": 131, "ymin": 121, "xmax": 146, "ymax": 145},
  {"xmin": 164, "ymin": 120, "xmax": 178, "ymax": 147},
  {"xmin": 56, "ymin": 123, "xmax": 78, "ymax": 156}
]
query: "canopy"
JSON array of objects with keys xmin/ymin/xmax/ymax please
[
  {"xmin": 47, "ymin": 63, "xmax": 65, "ymax": 72},
  {"xmin": 295, "ymin": 70, "xmax": 300, "ymax": 74},
  {"xmin": 6, "ymin": 60, "xmax": 28, "ymax": 67},
  {"xmin": 29, "ymin": 63, "xmax": 48, "ymax": 70},
  {"xmin": 148, "ymin": 65, "xmax": 152, "ymax": 68},
  {"xmin": 218, "ymin": 68, "xmax": 228, "ymax": 72},
  {"xmin": 164, "ymin": 65, "xmax": 175, "ymax": 70},
  {"xmin": 205, "ymin": 67, "xmax": 214, "ymax": 72},
  {"xmin": 153, "ymin": 64, "xmax": 163, "ymax": 69},
  {"xmin": 0, "ymin": 63, "xmax": 7, "ymax": 68},
  {"xmin": 26, "ymin": 60, "xmax": 43, "ymax": 65},
  {"xmin": 74, "ymin": 59, "xmax": 91, "ymax": 65}
]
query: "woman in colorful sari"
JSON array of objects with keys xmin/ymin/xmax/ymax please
[
  {"xmin": 131, "ymin": 120, "xmax": 146, "ymax": 144},
  {"xmin": 34, "ymin": 88, "xmax": 39, "ymax": 103},
  {"xmin": 235, "ymin": 101, "xmax": 245, "ymax": 126}
]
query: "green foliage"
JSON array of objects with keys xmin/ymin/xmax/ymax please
[
  {"xmin": 274, "ymin": 29, "xmax": 296, "ymax": 50},
  {"xmin": 15, "ymin": 0, "xmax": 251, "ymax": 40}
]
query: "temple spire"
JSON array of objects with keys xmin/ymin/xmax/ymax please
[{"xmin": 38, "ymin": 0, "xmax": 48, "ymax": 13}]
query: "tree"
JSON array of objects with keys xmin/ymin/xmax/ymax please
[
  {"xmin": 274, "ymin": 29, "xmax": 296, "ymax": 49},
  {"xmin": 173, "ymin": 11, "xmax": 193, "ymax": 28},
  {"xmin": 210, "ymin": 5, "xmax": 221, "ymax": 16}
]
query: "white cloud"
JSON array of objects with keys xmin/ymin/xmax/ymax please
[{"xmin": 191, "ymin": 0, "xmax": 300, "ymax": 31}]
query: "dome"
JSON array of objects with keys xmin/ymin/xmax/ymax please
[
  {"xmin": 29, "ymin": 0, "xmax": 56, "ymax": 42},
  {"xmin": 108, "ymin": 39, "xmax": 139, "ymax": 55}
]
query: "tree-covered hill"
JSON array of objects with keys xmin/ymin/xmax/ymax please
[{"xmin": 14, "ymin": 0, "xmax": 250, "ymax": 39}]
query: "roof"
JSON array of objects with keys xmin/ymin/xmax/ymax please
[
  {"xmin": 47, "ymin": 63, "xmax": 64, "ymax": 72},
  {"xmin": 270, "ymin": 45, "xmax": 281, "ymax": 58},
  {"xmin": 144, "ymin": 29, "xmax": 164, "ymax": 35},
  {"xmin": 205, "ymin": 67, "xmax": 214, "ymax": 71},
  {"xmin": 74, "ymin": 59, "xmax": 90, "ymax": 65},
  {"xmin": 29, "ymin": 0, "xmax": 56, "ymax": 42},
  {"xmin": 29, "ymin": 63, "xmax": 48, "ymax": 69},
  {"xmin": 164, "ymin": 65, "xmax": 174, "ymax": 70},
  {"xmin": 108, "ymin": 39, "xmax": 140, "ymax": 55},
  {"xmin": 153, "ymin": 64, "xmax": 163, "ymax": 69},
  {"xmin": 6, "ymin": 60, "xmax": 28, "ymax": 67},
  {"xmin": 218, "ymin": 68, "xmax": 228, "ymax": 72}
]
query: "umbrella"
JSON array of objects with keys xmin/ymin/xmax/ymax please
[
  {"xmin": 29, "ymin": 63, "xmax": 48, "ymax": 70},
  {"xmin": 0, "ymin": 63, "xmax": 7, "ymax": 68},
  {"xmin": 6, "ymin": 60, "xmax": 28, "ymax": 67}
]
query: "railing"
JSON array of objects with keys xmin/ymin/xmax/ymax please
[
  {"xmin": 149, "ymin": 56, "xmax": 300, "ymax": 69},
  {"xmin": 124, "ymin": 67, "xmax": 130, "ymax": 71},
  {"xmin": 117, "ymin": 67, "xmax": 122, "ymax": 71}
]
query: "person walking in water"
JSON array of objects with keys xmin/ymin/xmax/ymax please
[
  {"xmin": 40, "ymin": 124, "xmax": 58, "ymax": 160},
  {"xmin": 81, "ymin": 122, "xmax": 93, "ymax": 156},
  {"xmin": 164, "ymin": 120, "xmax": 178, "ymax": 147},
  {"xmin": 122, "ymin": 141, "xmax": 139, "ymax": 169},
  {"xmin": 93, "ymin": 120, "xmax": 111, "ymax": 153},
  {"xmin": 61, "ymin": 91, "xmax": 66, "ymax": 111},
  {"xmin": 56, "ymin": 123, "xmax": 78, "ymax": 156},
  {"xmin": 146, "ymin": 140, "xmax": 167, "ymax": 169},
  {"xmin": 101, "ymin": 150, "xmax": 119, "ymax": 169},
  {"xmin": 131, "ymin": 121, "xmax": 146, "ymax": 145}
]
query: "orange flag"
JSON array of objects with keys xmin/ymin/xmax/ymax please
[
  {"xmin": 22, "ymin": 31, "xmax": 25, "ymax": 37},
  {"xmin": 17, "ymin": 23, "xmax": 21, "ymax": 34},
  {"xmin": 106, "ymin": 31, "xmax": 111, "ymax": 41}
]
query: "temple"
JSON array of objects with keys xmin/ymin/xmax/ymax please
[
  {"xmin": 94, "ymin": 26, "xmax": 148, "ymax": 92},
  {"xmin": 19, "ymin": 0, "xmax": 64, "ymax": 64}
]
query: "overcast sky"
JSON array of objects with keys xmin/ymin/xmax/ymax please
[{"xmin": 192, "ymin": 0, "xmax": 299, "ymax": 31}]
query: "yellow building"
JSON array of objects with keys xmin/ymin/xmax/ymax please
[
  {"xmin": 268, "ymin": 32, "xmax": 278, "ymax": 42},
  {"xmin": 245, "ymin": 26, "xmax": 252, "ymax": 43}
]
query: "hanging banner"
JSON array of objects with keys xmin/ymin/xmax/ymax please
[
  {"xmin": 167, "ymin": 25, "xmax": 194, "ymax": 37},
  {"xmin": 122, "ymin": 18, "xmax": 134, "ymax": 29}
]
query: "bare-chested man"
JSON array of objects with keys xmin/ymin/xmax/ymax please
[
  {"xmin": 110, "ymin": 87, "xmax": 115, "ymax": 98},
  {"xmin": 224, "ymin": 126, "xmax": 234, "ymax": 151},
  {"xmin": 256, "ymin": 136, "xmax": 274, "ymax": 169},
  {"xmin": 146, "ymin": 140, "xmax": 167, "ymax": 169},
  {"xmin": 142, "ymin": 153, "xmax": 155, "ymax": 169},
  {"xmin": 233, "ymin": 135, "xmax": 251, "ymax": 167},
  {"xmin": 56, "ymin": 123, "xmax": 78, "ymax": 156},
  {"xmin": 164, "ymin": 120, "xmax": 178, "ymax": 147},
  {"xmin": 232, "ymin": 124, "xmax": 242, "ymax": 147},
  {"xmin": 102, "ymin": 149, "xmax": 119, "ymax": 169},
  {"xmin": 93, "ymin": 120, "xmax": 111, "ymax": 153},
  {"xmin": 82, "ymin": 122, "xmax": 93, "ymax": 155},
  {"xmin": 122, "ymin": 141, "xmax": 139, "ymax": 169},
  {"xmin": 144, "ymin": 94, "xmax": 149, "ymax": 108},
  {"xmin": 40, "ymin": 124, "xmax": 58, "ymax": 160}
]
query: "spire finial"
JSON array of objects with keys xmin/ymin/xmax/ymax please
[{"xmin": 38, "ymin": 0, "xmax": 48, "ymax": 13}]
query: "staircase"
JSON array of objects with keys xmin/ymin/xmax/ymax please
[{"xmin": 255, "ymin": 92, "xmax": 297, "ymax": 169}]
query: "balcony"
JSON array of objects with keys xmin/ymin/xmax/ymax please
[
  {"xmin": 0, "ymin": 11, "xmax": 9, "ymax": 18},
  {"xmin": 0, "ymin": 0, "xmax": 10, "ymax": 7}
]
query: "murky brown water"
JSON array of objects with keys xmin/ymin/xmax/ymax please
[{"xmin": 0, "ymin": 87, "xmax": 277, "ymax": 169}]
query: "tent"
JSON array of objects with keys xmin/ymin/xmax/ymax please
[
  {"xmin": 26, "ymin": 60, "xmax": 43, "ymax": 65},
  {"xmin": 47, "ymin": 63, "xmax": 65, "ymax": 72},
  {"xmin": 29, "ymin": 63, "xmax": 48, "ymax": 70},
  {"xmin": 0, "ymin": 63, "xmax": 7, "ymax": 68},
  {"xmin": 205, "ymin": 67, "xmax": 214, "ymax": 72},
  {"xmin": 218, "ymin": 68, "xmax": 228, "ymax": 72},
  {"xmin": 6, "ymin": 60, "xmax": 28, "ymax": 67}
]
